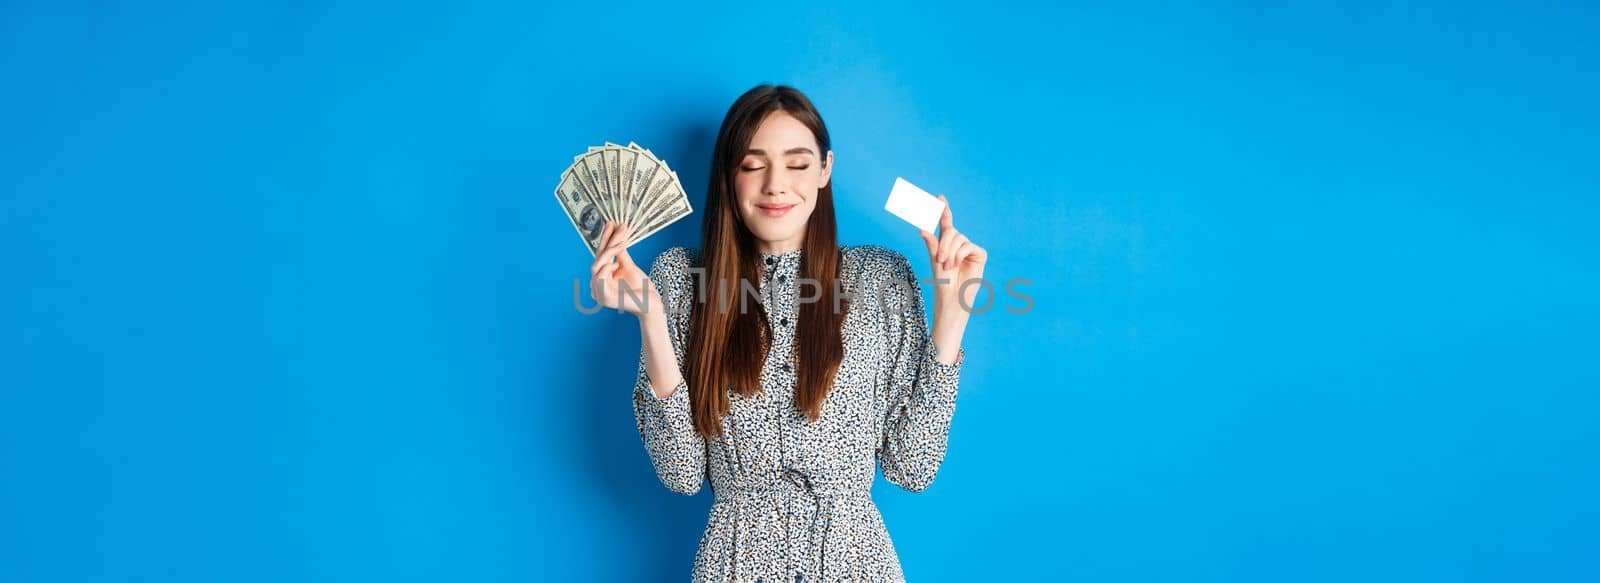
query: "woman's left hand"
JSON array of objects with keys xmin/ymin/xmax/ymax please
[{"xmin": 919, "ymin": 195, "xmax": 988, "ymax": 318}]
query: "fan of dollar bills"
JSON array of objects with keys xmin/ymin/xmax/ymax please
[{"xmin": 554, "ymin": 141, "xmax": 693, "ymax": 256}]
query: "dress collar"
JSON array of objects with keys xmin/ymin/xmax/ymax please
[{"xmin": 758, "ymin": 248, "xmax": 803, "ymax": 275}]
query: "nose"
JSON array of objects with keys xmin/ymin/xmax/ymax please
[{"xmin": 762, "ymin": 169, "xmax": 787, "ymax": 197}]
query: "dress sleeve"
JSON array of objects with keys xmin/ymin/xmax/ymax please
[
  {"xmin": 876, "ymin": 251, "xmax": 965, "ymax": 493},
  {"xmin": 631, "ymin": 247, "xmax": 708, "ymax": 496}
]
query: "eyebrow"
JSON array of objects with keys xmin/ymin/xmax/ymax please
[{"xmin": 746, "ymin": 147, "xmax": 816, "ymax": 157}]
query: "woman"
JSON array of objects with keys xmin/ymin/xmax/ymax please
[{"xmin": 589, "ymin": 85, "xmax": 987, "ymax": 582}]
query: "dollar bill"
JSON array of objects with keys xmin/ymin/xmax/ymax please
[
  {"xmin": 555, "ymin": 142, "xmax": 694, "ymax": 254},
  {"xmin": 625, "ymin": 141, "xmax": 662, "ymax": 227},
  {"xmin": 616, "ymin": 145, "xmax": 638, "ymax": 224},
  {"xmin": 554, "ymin": 168, "xmax": 607, "ymax": 256},
  {"xmin": 586, "ymin": 149, "xmax": 614, "ymax": 221},
  {"xmin": 573, "ymin": 153, "xmax": 609, "ymax": 222},
  {"xmin": 627, "ymin": 168, "xmax": 692, "ymax": 246},
  {"xmin": 626, "ymin": 166, "xmax": 676, "ymax": 236},
  {"xmin": 602, "ymin": 144, "xmax": 623, "ymax": 222}
]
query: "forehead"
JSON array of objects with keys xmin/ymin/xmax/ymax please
[{"xmin": 747, "ymin": 111, "xmax": 818, "ymax": 153}]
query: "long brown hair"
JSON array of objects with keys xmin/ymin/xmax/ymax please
[{"xmin": 686, "ymin": 84, "xmax": 848, "ymax": 438}]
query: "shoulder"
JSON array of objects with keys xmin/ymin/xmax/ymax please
[
  {"xmin": 842, "ymin": 244, "xmax": 917, "ymax": 285},
  {"xmin": 841, "ymin": 244, "xmax": 924, "ymax": 317},
  {"xmin": 648, "ymin": 246, "xmax": 701, "ymax": 274},
  {"xmin": 647, "ymin": 246, "xmax": 701, "ymax": 293}
]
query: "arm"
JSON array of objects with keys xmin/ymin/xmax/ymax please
[
  {"xmin": 630, "ymin": 247, "xmax": 707, "ymax": 495},
  {"xmin": 878, "ymin": 253, "xmax": 966, "ymax": 493}
]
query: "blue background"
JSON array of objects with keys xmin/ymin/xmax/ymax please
[{"xmin": 3, "ymin": 1, "xmax": 1597, "ymax": 581}]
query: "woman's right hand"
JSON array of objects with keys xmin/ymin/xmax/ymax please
[{"xmin": 590, "ymin": 221, "xmax": 660, "ymax": 318}]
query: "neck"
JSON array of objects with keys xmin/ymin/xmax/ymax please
[{"xmin": 756, "ymin": 234, "xmax": 805, "ymax": 255}]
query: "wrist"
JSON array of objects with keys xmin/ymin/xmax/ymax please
[
  {"xmin": 932, "ymin": 306, "xmax": 971, "ymax": 338},
  {"xmin": 636, "ymin": 294, "xmax": 667, "ymax": 326},
  {"xmin": 933, "ymin": 297, "xmax": 973, "ymax": 320}
]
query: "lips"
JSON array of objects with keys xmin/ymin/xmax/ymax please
[{"xmin": 756, "ymin": 203, "xmax": 796, "ymax": 218}]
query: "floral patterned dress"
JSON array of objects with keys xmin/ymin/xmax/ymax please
[{"xmin": 632, "ymin": 244, "xmax": 965, "ymax": 582}]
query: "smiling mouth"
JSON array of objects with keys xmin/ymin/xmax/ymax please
[{"xmin": 756, "ymin": 204, "xmax": 796, "ymax": 218}]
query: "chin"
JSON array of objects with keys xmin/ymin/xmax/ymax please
[
  {"xmin": 750, "ymin": 227, "xmax": 804, "ymax": 244},
  {"xmin": 745, "ymin": 221, "xmax": 805, "ymax": 244}
]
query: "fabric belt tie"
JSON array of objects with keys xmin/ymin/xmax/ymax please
[{"xmin": 717, "ymin": 469, "xmax": 868, "ymax": 581}]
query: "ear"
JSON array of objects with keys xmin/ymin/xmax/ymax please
[{"xmin": 820, "ymin": 150, "xmax": 834, "ymax": 188}]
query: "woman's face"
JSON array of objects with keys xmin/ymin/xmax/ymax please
[{"xmin": 733, "ymin": 111, "xmax": 833, "ymax": 253}]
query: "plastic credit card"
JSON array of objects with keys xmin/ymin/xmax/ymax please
[{"xmin": 884, "ymin": 177, "xmax": 946, "ymax": 233}]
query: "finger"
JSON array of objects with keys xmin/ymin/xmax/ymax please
[
  {"xmin": 953, "ymin": 241, "xmax": 975, "ymax": 268},
  {"xmin": 617, "ymin": 246, "xmax": 641, "ymax": 274},
  {"xmin": 934, "ymin": 233, "xmax": 947, "ymax": 270},
  {"xmin": 591, "ymin": 222, "xmax": 614, "ymax": 258},
  {"xmin": 591, "ymin": 268, "xmax": 613, "ymax": 302},
  {"xmin": 591, "ymin": 252, "xmax": 614, "ymax": 277},
  {"xmin": 919, "ymin": 230, "xmax": 938, "ymax": 261},
  {"xmin": 591, "ymin": 230, "xmax": 629, "ymax": 276},
  {"xmin": 590, "ymin": 222, "xmax": 618, "ymax": 275},
  {"xmin": 612, "ymin": 223, "xmax": 634, "ymax": 255},
  {"xmin": 938, "ymin": 229, "xmax": 962, "ymax": 267},
  {"xmin": 946, "ymin": 233, "xmax": 969, "ymax": 271},
  {"xmin": 968, "ymin": 242, "xmax": 987, "ymax": 264},
  {"xmin": 935, "ymin": 227, "xmax": 953, "ymax": 263},
  {"xmin": 594, "ymin": 266, "xmax": 619, "ymax": 304},
  {"xmin": 603, "ymin": 223, "xmax": 629, "ymax": 254},
  {"xmin": 937, "ymin": 195, "xmax": 954, "ymax": 232}
]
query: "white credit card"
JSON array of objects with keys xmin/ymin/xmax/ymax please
[{"xmin": 884, "ymin": 177, "xmax": 946, "ymax": 233}]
